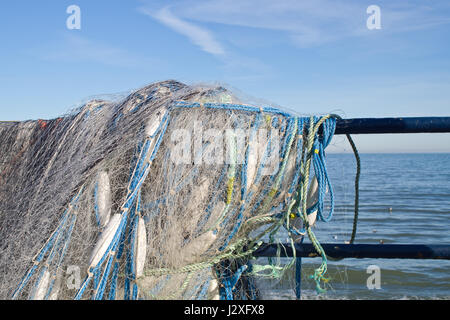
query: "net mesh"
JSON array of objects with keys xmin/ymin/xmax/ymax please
[{"xmin": 0, "ymin": 80, "xmax": 337, "ymax": 300}]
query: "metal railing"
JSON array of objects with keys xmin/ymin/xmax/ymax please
[{"xmin": 255, "ymin": 116, "xmax": 450, "ymax": 261}]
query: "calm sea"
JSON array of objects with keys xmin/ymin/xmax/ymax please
[{"xmin": 259, "ymin": 153, "xmax": 450, "ymax": 300}]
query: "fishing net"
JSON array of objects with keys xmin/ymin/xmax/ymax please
[{"xmin": 0, "ymin": 80, "xmax": 339, "ymax": 300}]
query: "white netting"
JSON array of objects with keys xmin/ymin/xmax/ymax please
[{"xmin": 0, "ymin": 80, "xmax": 337, "ymax": 300}]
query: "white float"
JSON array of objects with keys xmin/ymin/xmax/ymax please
[
  {"xmin": 290, "ymin": 177, "xmax": 319, "ymax": 242},
  {"xmin": 97, "ymin": 170, "xmax": 112, "ymax": 228},
  {"xmin": 32, "ymin": 269, "xmax": 50, "ymax": 300},
  {"xmin": 134, "ymin": 216, "xmax": 147, "ymax": 279},
  {"xmin": 89, "ymin": 213, "xmax": 122, "ymax": 268},
  {"xmin": 145, "ymin": 107, "xmax": 167, "ymax": 138}
]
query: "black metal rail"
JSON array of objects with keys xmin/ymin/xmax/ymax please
[
  {"xmin": 3, "ymin": 116, "xmax": 450, "ymax": 134},
  {"xmin": 334, "ymin": 116, "xmax": 450, "ymax": 135},
  {"xmin": 253, "ymin": 243, "xmax": 450, "ymax": 260}
]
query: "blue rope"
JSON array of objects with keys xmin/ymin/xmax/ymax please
[
  {"xmin": 172, "ymin": 101, "xmax": 292, "ymax": 117},
  {"xmin": 219, "ymin": 264, "xmax": 248, "ymax": 300},
  {"xmin": 108, "ymin": 263, "xmax": 119, "ymax": 300},
  {"xmin": 312, "ymin": 117, "xmax": 336, "ymax": 222}
]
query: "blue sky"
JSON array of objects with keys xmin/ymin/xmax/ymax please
[{"xmin": 0, "ymin": 0, "xmax": 449, "ymax": 152}]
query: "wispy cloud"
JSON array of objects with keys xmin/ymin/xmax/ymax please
[
  {"xmin": 140, "ymin": 6, "xmax": 225, "ymax": 56},
  {"xmin": 141, "ymin": 0, "xmax": 450, "ymax": 48}
]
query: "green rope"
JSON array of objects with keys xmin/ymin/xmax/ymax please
[
  {"xmin": 329, "ymin": 114, "xmax": 361, "ymax": 244},
  {"xmin": 346, "ymin": 133, "xmax": 361, "ymax": 244},
  {"xmin": 140, "ymin": 239, "xmax": 262, "ymax": 278},
  {"xmin": 296, "ymin": 115, "xmax": 333, "ymax": 293}
]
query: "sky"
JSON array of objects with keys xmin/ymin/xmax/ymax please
[{"xmin": 0, "ymin": 0, "xmax": 449, "ymax": 152}]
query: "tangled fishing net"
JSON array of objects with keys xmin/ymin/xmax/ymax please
[{"xmin": 0, "ymin": 80, "xmax": 341, "ymax": 300}]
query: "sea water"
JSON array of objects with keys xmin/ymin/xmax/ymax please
[{"xmin": 259, "ymin": 153, "xmax": 450, "ymax": 300}]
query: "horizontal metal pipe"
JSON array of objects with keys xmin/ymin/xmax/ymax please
[
  {"xmin": 4, "ymin": 116, "xmax": 450, "ymax": 139},
  {"xmin": 334, "ymin": 117, "xmax": 450, "ymax": 135},
  {"xmin": 252, "ymin": 243, "xmax": 450, "ymax": 260},
  {"xmin": 4, "ymin": 117, "xmax": 450, "ymax": 135}
]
